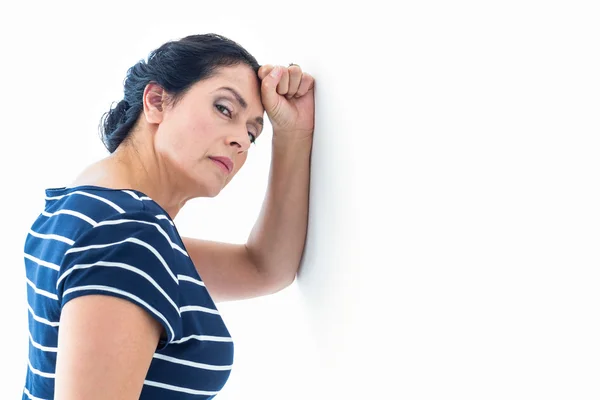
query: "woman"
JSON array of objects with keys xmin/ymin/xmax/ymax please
[{"xmin": 23, "ymin": 33, "xmax": 314, "ymax": 399}]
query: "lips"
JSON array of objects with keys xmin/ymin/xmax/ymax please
[{"xmin": 209, "ymin": 156, "xmax": 233, "ymax": 173}]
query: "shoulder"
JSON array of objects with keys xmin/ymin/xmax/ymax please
[
  {"xmin": 44, "ymin": 186, "xmax": 154, "ymax": 220},
  {"xmin": 50, "ymin": 187, "xmax": 184, "ymax": 281},
  {"xmin": 64, "ymin": 209, "xmax": 181, "ymax": 264},
  {"xmin": 42, "ymin": 186, "xmax": 176, "ymax": 238}
]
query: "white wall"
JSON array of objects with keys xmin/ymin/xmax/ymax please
[{"xmin": 2, "ymin": 1, "xmax": 599, "ymax": 399}]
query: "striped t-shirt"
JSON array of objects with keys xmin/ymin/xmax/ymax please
[{"xmin": 23, "ymin": 185, "xmax": 234, "ymax": 399}]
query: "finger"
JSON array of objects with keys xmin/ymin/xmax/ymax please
[
  {"xmin": 286, "ymin": 65, "xmax": 303, "ymax": 99},
  {"xmin": 258, "ymin": 64, "xmax": 274, "ymax": 80},
  {"xmin": 294, "ymin": 72, "xmax": 315, "ymax": 97},
  {"xmin": 276, "ymin": 67, "xmax": 290, "ymax": 96},
  {"xmin": 260, "ymin": 66, "xmax": 284, "ymax": 115}
]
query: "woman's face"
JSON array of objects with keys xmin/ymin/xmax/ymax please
[{"xmin": 154, "ymin": 64, "xmax": 265, "ymax": 198}]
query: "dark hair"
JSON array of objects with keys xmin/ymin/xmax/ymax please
[{"xmin": 99, "ymin": 33, "xmax": 260, "ymax": 153}]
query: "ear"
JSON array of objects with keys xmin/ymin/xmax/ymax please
[{"xmin": 142, "ymin": 82, "xmax": 166, "ymax": 124}]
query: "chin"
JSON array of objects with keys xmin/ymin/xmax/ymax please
[
  {"xmin": 190, "ymin": 176, "xmax": 229, "ymax": 198},
  {"xmin": 196, "ymin": 182, "xmax": 225, "ymax": 198},
  {"xmin": 205, "ymin": 189, "xmax": 221, "ymax": 198}
]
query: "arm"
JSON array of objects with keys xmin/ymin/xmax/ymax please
[
  {"xmin": 54, "ymin": 211, "xmax": 183, "ymax": 398},
  {"xmin": 55, "ymin": 295, "xmax": 162, "ymax": 399},
  {"xmin": 183, "ymin": 134, "xmax": 312, "ymax": 303},
  {"xmin": 246, "ymin": 134, "xmax": 312, "ymax": 284}
]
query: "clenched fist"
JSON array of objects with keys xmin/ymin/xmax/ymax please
[{"xmin": 258, "ymin": 64, "xmax": 315, "ymax": 139}]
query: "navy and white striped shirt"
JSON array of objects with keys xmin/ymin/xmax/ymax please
[{"xmin": 23, "ymin": 185, "xmax": 234, "ymax": 399}]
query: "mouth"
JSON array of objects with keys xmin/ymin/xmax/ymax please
[{"xmin": 209, "ymin": 157, "xmax": 233, "ymax": 174}]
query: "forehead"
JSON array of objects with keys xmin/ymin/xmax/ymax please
[
  {"xmin": 212, "ymin": 64, "xmax": 259, "ymax": 89},
  {"xmin": 199, "ymin": 65, "xmax": 264, "ymax": 112}
]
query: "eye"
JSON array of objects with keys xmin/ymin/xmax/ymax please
[
  {"xmin": 215, "ymin": 104, "xmax": 232, "ymax": 117},
  {"xmin": 248, "ymin": 132, "xmax": 257, "ymax": 144}
]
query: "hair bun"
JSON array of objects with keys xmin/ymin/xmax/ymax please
[{"xmin": 116, "ymin": 99, "xmax": 131, "ymax": 114}]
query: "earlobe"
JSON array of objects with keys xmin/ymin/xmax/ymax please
[{"xmin": 143, "ymin": 82, "xmax": 165, "ymax": 124}]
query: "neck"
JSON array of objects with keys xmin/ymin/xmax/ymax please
[
  {"xmin": 74, "ymin": 131, "xmax": 190, "ymax": 219},
  {"xmin": 116, "ymin": 141, "xmax": 190, "ymax": 219}
]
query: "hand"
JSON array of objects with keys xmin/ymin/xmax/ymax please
[{"xmin": 258, "ymin": 64, "xmax": 315, "ymax": 140}]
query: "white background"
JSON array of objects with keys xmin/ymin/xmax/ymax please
[{"xmin": 1, "ymin": 1, "xmax": 599, "ymax": 399}]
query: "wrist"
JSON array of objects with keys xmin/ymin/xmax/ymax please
[
  {"xmin": 271, "ymin": 135, "xmax": 313, "ymax": 164},
  {"xmin": 272, "ymin": 129, "xmax": 313, "ymax": 149}
]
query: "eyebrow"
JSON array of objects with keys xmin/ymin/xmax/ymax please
[{"xmin": 214, "ymin": 86, "xmax": 264, "ymax": 127}]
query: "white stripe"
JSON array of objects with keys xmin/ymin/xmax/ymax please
[
  {"xmin": 29, "ymin": 332, "xmax": 57, "ymax": 352},
  {"xmin": 28, "ymin": 359, "xmax": 55, "ymax": 379},
  {"xmin": 28, "ymin": 305, "xmax": 59, "ymax": 327},
  {"xmin": 23, "ymin": 387, "xmax": 47, "ymax": 400},
  {"xmin": 177, "ymin": 274, "xmax": 205, "ymax": 287},
  {"xmin": 143, "ymin": 380, "xmax": 219, "ymax": 396},
  {"xmin": 28, "ymin": 229, "xmax": 74, "ymax": 246},
  {"xmin": 41, "ymin": 209, "xmax": 97, "ymax": 226},
  {"xmin": 122, "ymin": 190, "xmax": 153, "ymax": 201},
  {"xmin": 153, "ymin": 353, "xmax": 232, "ymax": 371},
  {"xmin": 155, "ymin": 214, "xmax": 175, "ymax": 226},
  {"xmin": 46, "ymin": 190, "xmax": 125, "ymax": 213},
  {"xmin": 44, "ymin": 194, "xmax": 66, "ymax": 200},
  {"xmin": 97, "ymin": 218, "xmax": 188, "ymax": 256},
  {"xmin": 24, "ymin": 253, "xmax": 60, "ymax": 271},
  {"xmin": 26, "ymin": 278, "xmax": 58, "ymax": 300},
  {"xmin": 57, "ymin": 261, "xmax": 180, "ymax": 316},
  {"xmin": 171, "ymin": 334, "xmax": 233, "ymax": 345},
  {"xmin": 65, "ymin": 237, "xmax": 179, "ymax": 283},
  {"xmin": 180, "ymin": 305, "xmax": 220, "ymax": 315},
  {"xmin": 63, "ymin": 285, "xmax": 175, "ymax": 340},
  {"xmin": 74, "ymin": 191, "xmax": 125, "ymax": 213}
]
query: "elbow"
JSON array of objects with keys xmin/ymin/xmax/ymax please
[
  {"xmin": 261, "ymin": 267, "xmax": 297, "ymax": 296},
  {"xmin": 245, "ymin": 245, "xmax": 298, "ymax": 297}
]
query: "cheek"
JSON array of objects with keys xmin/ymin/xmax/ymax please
[
  {"xmin": 160, "ymin": 113, "xmax": 212, "ymax": 158},
  {"xmin": 181, "ymin": 115, "xmax": 212, "ymax": 146},
  {"xmin": 235, "ymin": 153, "xmax": 248, "ymax": 172}
]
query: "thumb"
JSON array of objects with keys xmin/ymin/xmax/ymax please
[{"xmin": 260, "ymin": 66, "xmax": 284, "ymax": 116}]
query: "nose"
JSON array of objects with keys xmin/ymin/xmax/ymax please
[{"xmin": 226, "ymin": 126, "xmax": 252, "ymax": 152}]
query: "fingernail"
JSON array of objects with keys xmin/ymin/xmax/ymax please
[{"xmin": 270, "ymin": 66, "xmax": 281, "ymax": 78}]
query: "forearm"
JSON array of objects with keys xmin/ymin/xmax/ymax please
[{"xmin": 246, "ymin": 132, "xmax": 313, "ymax": 286}]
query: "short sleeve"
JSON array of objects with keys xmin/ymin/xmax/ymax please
[{"xmin": 57, "ymin": 211, "xmax": 182, "ymax": 349}]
